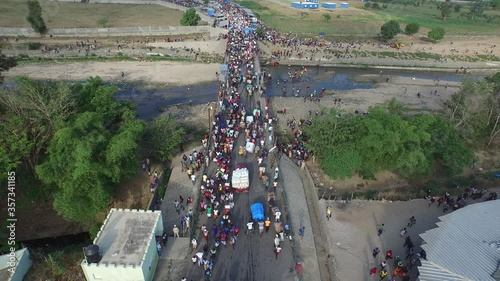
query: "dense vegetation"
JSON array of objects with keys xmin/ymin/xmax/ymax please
[
  {"xmin": 26, "ymin": 0, "xmax": 47, "ymax": 34},
  {"xmin": 0, "ymin": 77, "xmax": 184, "ymax": 232},
  {"xmin": 180, "ymin": 8, "xmax": 201, "ymax": 26},
  {"xmin": 304, "ymin": 76, "xmax": 500, "ymax": 180}
]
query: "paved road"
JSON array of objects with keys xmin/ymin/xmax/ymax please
[{"xmin": 211, "ymin": 134, "xmax": 295, "ymax": 281}]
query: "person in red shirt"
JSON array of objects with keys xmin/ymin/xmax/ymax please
[
  {"xmin": 370, "ymin": 267, "xmax": 377, "ymax": 276},
  {"xmin": 386, "ymin": 250, "xmax": 393, "ymax": 260},
  {"xmin": 187, "ymin": 197, "xmax": 193, "ymax": 205}
]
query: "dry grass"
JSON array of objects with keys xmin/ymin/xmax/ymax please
[{"xmin": 0, "ymin": 0, "xmax": 184, "ymax": 28}]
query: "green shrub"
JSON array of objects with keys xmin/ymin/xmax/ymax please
[
  {"xmin": 26, "ymin": 42, "xmax": 42, "ymax": 50},
  {"xmin": 364, "ymin": 2, "xmax": 372, "ymax": 8},
  {"xmin": 405, "ymin": 22, "xmax": 420, "ymax": 35}
]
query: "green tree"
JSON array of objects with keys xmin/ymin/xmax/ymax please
[
  {"xmin": 303, "ymin": 106, "xmax": 472, "ymax": 179},
  {"xmin": 428, "ymin": 27, "xmax": 445, "ymax": 41},
  {"xmin": 438, "ymin": 0, "xmax": 453, "ymax": 20},
  {"xmin": 444, "ymin": 78, "xmax": 499, "ymax": 145},
  {"xmin": 0, "ymin": 116, "xmax": 32, "ymax": 182},
  {"xmin": 491, "ymin": 0, "xmax": 500, "ymax": 9},
  {"xmin": 323, "ymin": 13, "xmax": 331, "ymax": 22},
  {"xmin": 0, "ymin": 51, "xmax": 17, "ymax": 83},
  {"xmin": 35, "ymin": 77, "xmax": 144, "ymax": 224},
  {"xmin": 26, "ymin": 0, "xmax": 47, "ymax": 34},
  {"xmin": 453, "ymin": 4, "xmax": 461, "ymax": 13},
  {"xmin": 380, "ymin": 20, "xmax": 401, "ymax": 41},
  {"xmin": 97, "ymin": 16, "xmax": 109, "ymax": 28},
  {"xmin": 405, "ymin": 22, "xmax": 420, "ymax": 35},
  {"xmin": 470, "ymin": 0, "xmax": 487, "ymax": 16},
  {"xmin": 180, "ymin": 8, "xmax": 201, "ymax": 26},
  {"xmin": 427, "ymin": 117, "xmax": 474, "ymax": 175},
  {"xmin": 145, "ymin": 115, "xmax": 184, "ymax": 162},
  {"xmin": 0, "ymin": 78, "xmax": 76, "ymax": 175}
]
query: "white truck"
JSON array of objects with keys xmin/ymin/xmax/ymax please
[{"xmin": 232, "ymin": 165, "xmax": 249, "ymax": 192}]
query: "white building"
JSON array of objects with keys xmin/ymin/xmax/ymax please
[
  {"xmin": 81, "ymin": 209, "xmax": 164, "ymax": 281},
  {"xmin": 417, "ymin": 200, "xmax": 500, "ymax": 281}
]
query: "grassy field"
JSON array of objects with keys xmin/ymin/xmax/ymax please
[
  {"xmin": 0, "ymin": 0, "xmax": 184, "ymax": 28},
  {"xmin": 239, "ymin": 0, "xmax": 500, "ymax": 36}
]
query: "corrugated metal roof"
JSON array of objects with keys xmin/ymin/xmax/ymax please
[{"xmin": 417, "ymin": 200, "xmax": 500, "ymax": 281}]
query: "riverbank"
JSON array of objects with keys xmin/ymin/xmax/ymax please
[
  {"xmin": 5, "ymin": 61, "xmax": 221, "ymax": 85},
  {"xmin": 272, "ymin": 75, "xmax": 458, "ymax": 130},
  {"xmin": 262, "ymin": 57, "xmax": 500, "ymax": 75}
]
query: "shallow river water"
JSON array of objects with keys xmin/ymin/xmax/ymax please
[{"xmin": 115, "ymin": 66, "xmax": 479, "ymax": 119}]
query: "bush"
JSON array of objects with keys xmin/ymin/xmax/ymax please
[
  {"xmin": 405, "ymin": 22, "xmax": 420, "ymax": 35},
  {"xmin": 428, "ymin": 27, "xmax": 445, "ymax": 41},
  {"xmin": 372, "ymin": 3, "xmax": 380, "ymax": 8},
  {"xmin": 26, "ymin": 42, "xmax": 42, "ymax": 50},
  {"xmin": 453, "ymin": 4, "xmax": 461, "ymax": 13},
  {"xmin": 364, "ymin": 2, "xmax": 372, "ymax": 7},
  {"xmin": 380, "ymin": 20, "xmax": 401, "ymax": 40},
  {"xmin": 180, "ymin": 8, "xmax": 201, "ymax": 26}
]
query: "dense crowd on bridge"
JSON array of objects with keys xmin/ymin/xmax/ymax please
[{"xmin": 177, "ymin": 3, "xmax": 289, "ymax": 280}]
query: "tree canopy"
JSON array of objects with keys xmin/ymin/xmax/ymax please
[
  {"xmin": 438, "ymin": 0, "xmax": 453, "ymax": 20},
  {"xmin": 405, "ymin": 23, "xmax": 420, "ymax": 35},
  {"xmin": 380, "ymin": 20, "xmax": 401, "ymax": 40},
  {"xmin": 145, "ymin": 115, "xmax": 184, "ymax": 162},
  {"xmin": 26, "ymin": 0, "xmax": 47, "ymax": 34},
  {"xmin": 34, "ymin": 77, "xmax": 144, "ymax": 224},
  {"xmin": 428, "ymin": 27, "xmax": 445, "ymax": 41},
  {"xmin": 180, "ymin": 8, "xmax": 201, "ymax": 26},
  {"xmin": 303, "ymin": 106, "xmax": 473, "ymax": 180},
  {"xmin": 444, "ymin": 77, "xmax": 500, "ymax": 146}
]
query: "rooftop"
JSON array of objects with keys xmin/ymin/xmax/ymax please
[
  {"xmin": 93, "ymin": 209, "xmax": 161, "ymax": 267},
  {"xmin": 417, "ymin": 200, "xmax": 500, "ymax": 281}
]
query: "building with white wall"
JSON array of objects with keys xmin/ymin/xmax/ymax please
[{"xmin": 81, "ymin": 209, "xmax": 164, "ymax": 281}]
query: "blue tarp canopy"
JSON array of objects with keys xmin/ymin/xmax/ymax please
[{"xmin": 251, "ymin": 203, "xmax": 265, "ymax": 221}]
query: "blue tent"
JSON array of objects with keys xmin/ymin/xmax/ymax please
[{"xmin": 251, "ymin": 203, "xmax": 265, "ymax": 221}]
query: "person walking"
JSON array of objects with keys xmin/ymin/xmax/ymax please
[
  {"xmin": 195, "ymin": 252, "xmax": 203, "ymax": 267},
  {"xmin": 173, "ymin": 225, "xmax": 180, "ymax": 237},
  {"xmin": 377, "ymin": 224, "xmax": 385, "ymax": 236},
  {"xmin": 174, "ymin": 200, "xmax": 180, "ymax": 214},
  {"xmin": 370, "ymin": 267, "xmax": 377, "ymax": 276},
  {"xmin": 403, "ymin": 236, "xmax": 412, "ymax": 248},
  {"xmin": 299, "ymin": 226, "xmax": 305, "ymax": 238},
  {"xmin": 379, "ymin": 269, "xmax": 388, "ymax": 280},
  {"xmin": 380, "ymin": 260, "xmax": 387, "ymax": 270},
  {"xmin": 258, "ymin": 221, "xmax": 264, "ymax": 236},
  {"xmin": 247, "ymin": 221, "xmax": 254, "ymax": 235},
  {"xmin": 385, "ymin": 250, "xmax": 393, "ymax": 260},
  {"xmin": 408, "ymin": 216, "xmax": 416, "ymax": 227},
  {"xmin": 274, "ymin": 246, "xmax": 282, "ymax": 259},
  {"xmin": 400, "ymin": 228, "xmax": 407, "ymax": 237},
  {"xmin": 265, "ymin": 218, "xmax": 271, "ymax": 233},
  {"xmin": 274, "ymin": 235, "xmax": 281, "ymax": 248},
  {"xmin": 373, "ymin": 247, "xmax": 380, "ymax": 258},
  {"xmin": 326, "ymin": 206, "xmax": 332, "ymax": 221}
]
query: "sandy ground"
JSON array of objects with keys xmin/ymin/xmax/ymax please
[
  {"xmin": 272, "ymin": 75, "xmax": 459, "ymax": 131},
  {"xmin": 5, "ymin": 61, "xmax": 220, "ymax": 85},
  {"xmin": 318, "ymin": 199, "xmax": 445, "ymax": 281}
]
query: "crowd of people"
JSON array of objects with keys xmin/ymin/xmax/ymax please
[{"xmin": 181, "ymin": 3, "xmax": 279, "ymax": 280}]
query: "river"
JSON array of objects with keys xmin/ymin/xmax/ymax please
[{"xmin": 115, "ymin": 66, "xmax": 480, "ymax": 119}]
